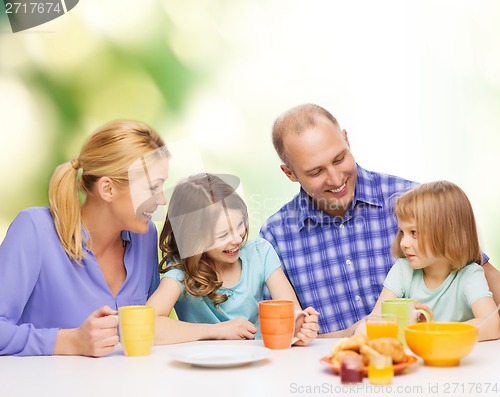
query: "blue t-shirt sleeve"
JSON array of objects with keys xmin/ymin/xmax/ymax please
[
  {"xmin": 461, "ymin": 263, "xmax": 492, "ymax": 306},
  {"xmin": 162, "ymin": 267, "xmax": 186, "ymax": 292},
  {"xmin": 0, "ymin": 210, "xmax": 58, "ymax": 356},
  {"xmin": 383, "ymin": 258, "xmax": 412, "ymax": 298},
  {"xmin": 254, "ymin": 238, "xmax": 282, "ymax": 281}
]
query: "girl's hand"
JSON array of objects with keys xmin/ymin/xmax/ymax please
[
  {"xmin": 215, "ymin": 318, "xmax": 257, "ymax": 340},
  {"xmin": 415, "ymin": 302, "xmax": 434, "ymax": 322},
  {"xmin": 293, "ymin": 307, "xmax": 320, "ymax": 346},
  {"xmin": 63, "ymin": 306, "xmax": 119, "ymax": 357}
]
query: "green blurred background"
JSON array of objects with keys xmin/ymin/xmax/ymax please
[{"xmin": 1, "ymin": 0, "xmax": 499, "ymax": 267}]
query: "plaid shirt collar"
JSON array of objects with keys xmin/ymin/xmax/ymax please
[{"xmin": 297, "ymin": 164, "xmax": 383, "ymax": 228}]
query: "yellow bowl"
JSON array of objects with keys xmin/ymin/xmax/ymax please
[{"xmin": 405, "ymin": 322, "xmax": 478, "ymax": 367}]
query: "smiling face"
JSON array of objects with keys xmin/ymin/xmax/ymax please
[
  {"xmin": 205, "ymin": 208, "xmax": 247, "ymax": 268},
  {"xmin": 126, "ymin": 156, "xmax": 169, "ymax": 231},
  {"xmin": 281, "ymin": 117, "xmax": 357, "ymax": 217}
]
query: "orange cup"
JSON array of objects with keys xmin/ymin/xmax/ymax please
[{"xmin": 259, "ymin": 300, "xmax": 307, "ymax": 349}]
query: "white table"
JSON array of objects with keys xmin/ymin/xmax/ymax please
[{"xmin": 1, "ymin": 338, "xmax": 498, "ymax": 397}]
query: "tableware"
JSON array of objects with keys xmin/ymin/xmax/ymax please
[
  {"xmin": 259, "ymin": 300, "xmax": 308, "ymax": 349},
  {"xmin": 116, "ymin": 305, "xmax": 155, "ymax": 356},
  {"xmin": 169, "ymin": 344, "xmax": 271, "ymax": 368},
  {"xmin": 405, "ymin": 322, "xmax": 478, "ymax": 367},
  {"xmin": 382, "ymin": 298, "xmax": 431, "ymax": 347},
  {"xmin": 320, "ymin": 354, "xmax": 418, "ymax": 376},
  {"xmin": 368, "ymin": 354, "xmax": 393, "ymax": 384},
  {"xmin": 340, "ymin": 354, "xmax": 363, "ymax": 383},
  {"xmin": 366, "ymin": 314, "xmax": 398, "ymax": 339}
]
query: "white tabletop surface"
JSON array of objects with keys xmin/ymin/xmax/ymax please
[{"xmin": 1, "ymin": 338, "xmax": 498, "ymax": 397}]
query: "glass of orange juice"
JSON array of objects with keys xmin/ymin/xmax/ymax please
[
  {"xmin": 368, "ymin": 354, "xmax": 393, "ymax": 384},
  {"xmin": 366, "ymin": 314, "xmax": 398, "ymax": 339}
]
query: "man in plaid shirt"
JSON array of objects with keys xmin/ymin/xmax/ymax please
[{"xmin": 260, "ymin": 103, "xmax": 500, "ymax": 337}]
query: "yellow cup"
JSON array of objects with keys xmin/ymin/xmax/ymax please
[{"xmin": 117, "ymin": 305, "xmax": 155, "ymax": 356}]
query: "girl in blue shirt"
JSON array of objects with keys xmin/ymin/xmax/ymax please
[
  {"xmin": 147, "ymin": 173, "xmax": 319, "ymax": 344},
  {"xmin": 363, "ymin": 181, "xmax": 499, "ymax": 341}
]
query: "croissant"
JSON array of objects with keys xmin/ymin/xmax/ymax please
[
  {"xmin": 359, "ymin": 344, "xmax": 383, "ymax": 366},
  {"xmin": 367, "ymin": 338, "xmax": 407, "ymax": 364},
  {"xmin": 331, "ymin": 334, "xmax": 369, "ymax": 355},
  {"xmin": 330, "ymin": 334, "xmax": 408, "ymax": 367},
  {"xmin": 329, "ymin": 350, "xmax": 360, "ymax": 367}
]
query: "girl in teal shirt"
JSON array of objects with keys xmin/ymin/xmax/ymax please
[
  {"xmin": 365, "ymin": 181, "xmax": 499, "ymax": 341},
  {"xmin": 147, "ymin": 173, "xmax": 319, "ymax": 344}
]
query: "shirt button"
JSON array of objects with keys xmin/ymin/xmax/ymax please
[
  {"xmin": 355, "ymin": 295, "xmax": 361, "ymax": 302},
  {"xmin": 346, "ymin": 259, "xmax": 352, "ymax": 266},
  {"xmin": 339, "ymin": 224, "xmax": 344, "ymax": 229}
]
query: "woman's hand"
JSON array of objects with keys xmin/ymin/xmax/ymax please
[
  {"xmin": 214, "ymin": 318, "xmax": 257, "ymax": 340},
  {"xmin": 55, "ymin": 306, "xmax": 119, "ymax": 357},
  {"xmin": 292, "ymin": 307, "xmax": 320, "ymax": 346}
]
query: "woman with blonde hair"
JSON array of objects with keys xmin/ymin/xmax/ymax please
[
  {"xmin": 359, "ymin": 180, "xmax": 500, "ymax": 341},
  {"xmin": 0, "ymin": 120, "xmax": 170, "ymax": 356}
]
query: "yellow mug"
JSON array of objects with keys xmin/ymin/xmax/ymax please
[{"xmin": 116, "ymin": 305, "xmax": 155, "ymax": 356}]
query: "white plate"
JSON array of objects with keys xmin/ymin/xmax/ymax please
[{"xmin": 169, "ymin": 343, "xmax": 271, "ymax": 368}]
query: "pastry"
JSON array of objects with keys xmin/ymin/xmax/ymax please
[
  {"xmin": 331, "ymin": 333, "xmax": 369, "ymax": 355},
  {"xmin": 330, "ymin": 334, "xmax": 408, "ymax": 367},
  {"xmin": 359, "ymin": 344, "xmax": 383, "ymax": 365},
  {"xmin": 329, "ymin": 350, "xmax": 360, "ymax": 367},
  {"xmin": 367, "ymin": 338, "xmax": 407, "ymax": 364}
]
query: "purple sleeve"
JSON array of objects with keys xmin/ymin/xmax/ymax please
[{"xmin": 0, "ymin": 211, "xmax": 58, "ymax": 356}]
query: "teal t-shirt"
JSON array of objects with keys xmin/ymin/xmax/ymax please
[
  {"xmin": 163, "ymin": 238, "xmax": 281, "ymax": 336},
  {"xmin": 383, "ymin": 258, "xmax": 492, "ymax": 322}
]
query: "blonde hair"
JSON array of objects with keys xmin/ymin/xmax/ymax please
[
  {"xmin": 272, "ymin": 103, "xmax": 340, "ymax": 167},
  {"xmin": 159, "ymin": 173, "xmax": 248, "ymax": 307},
  {"xmin": 48, "ymin": 120, "xmax": 166, "ymax": 263},
  {"xmin": 391, "ymin": 181, "xmax": 482, "ymax": 271}
]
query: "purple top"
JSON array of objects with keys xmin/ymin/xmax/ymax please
[{"xmin": 0, "ymin": 207, "xmax": 160, "ymax": 356}]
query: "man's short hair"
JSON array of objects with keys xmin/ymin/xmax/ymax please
[{"xmin": 272, "ymin": 103, "xmax": 340, "ymax": 166}]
